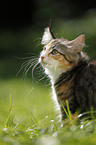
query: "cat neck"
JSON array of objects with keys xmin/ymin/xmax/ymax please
[
  {"xmin": 45, "ymin": 60, "xmax": 88, "ymax": 85},
  {"xmin": 45, "ymin": 67, "xmax": 65, "ymax": 84},
  {"xmin": 55, "ymin": 61, "xmax": 88, "ymax": 87}
]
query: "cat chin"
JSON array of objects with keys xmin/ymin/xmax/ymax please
[{"xmin": 45, "ymin": 67, "xmax": 65, "ymax": 83}]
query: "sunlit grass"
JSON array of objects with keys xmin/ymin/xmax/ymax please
[
  {"xmin": 0, "ymin": 79, "xmax": 55, "ymax": 125},
  {"xmin": 1, "ymin": 79, "xmax": 96, "ymax": 145}
]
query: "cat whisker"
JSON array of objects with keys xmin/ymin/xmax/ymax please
[
  {"xmin": 17, "ymin": 60, "xmax": 34, "ymax": 77},
  {"xmin": 17, "ymin": 56, "xmax": 38, "ymax": 78},
  {"xmin": 24, "ymin": 61, "xmax": 38, "ymax": 77},
  {"xmin": 35, "ymin": 66, "xmax": 48, "ymax": 82},
  {"xmin": 35, "ymin": 65, "xmax": 45, "ymax": 72},
  {"xmin": 33, "ymin": 38, "xmax": 42, "ymax": 47},
  {"xmin": 38, "ymin": 75, "xmax": 46, "ymax": 81},
  {"xmin": 15, "ymin": 55, "xmax": 37, "ymax": 60},
  {"xmin": 24, "ymin": 52, "xmax": 37, "ymax": 56},
  {"xmin": 17, "ymin": 52, "xmax": 47, "ymax": 82},
  {"xmin": 32, "ymin": 62, "xmax": 40, "ymax": 79},
  {"xmin": 33, "ymin": 38, "xmax": 42, "ymax": 43},
  {"xmin": 20, "ymin": 62, "xmax": 36, "ymax": 79},
  {"xmin": 24, "ymin": 59, "xmax": 38, "ymax": 70}
]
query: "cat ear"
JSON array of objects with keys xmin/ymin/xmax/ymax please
[
  {"xmin": 41, "ymin": 27, "xmax": 57, "ymax": 45},
  {"xmin": 67, "ymin": 34, "xmax": 85, "ymax": 53}
]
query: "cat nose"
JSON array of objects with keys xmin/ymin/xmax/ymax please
[{"xmin": 41, "ymin": 56, "xmax": 44, "ymax": 60}]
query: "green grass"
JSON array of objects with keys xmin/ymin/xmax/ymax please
[{"xmin": 1, "ymin": 79, "xmax": 96, "ymax": 145}]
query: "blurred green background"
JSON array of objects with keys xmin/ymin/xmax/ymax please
[
  {"xmin": 0, "ymin": 0, "xmax": 96, "ymax": 79},
  {"xmin": 0, "ymin": 1, "xmax": 96, "ymax": 144}
]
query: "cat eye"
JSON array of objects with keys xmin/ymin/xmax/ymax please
[{"xmin": 51, "ymin": 49, "xmax": 58, "ymax": 55}]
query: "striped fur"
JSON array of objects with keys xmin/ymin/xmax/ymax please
[
  {"xmin": 54, "ymin": 61, "xmax": 87, "ymax": 119},
  {"xmin": 40, "ymin": 27, "xmax": 96, "ymax": 120}
]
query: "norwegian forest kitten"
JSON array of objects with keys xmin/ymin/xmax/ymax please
[{"xmin": 39, "ymin": 27, "xmax": 96, "ymax": 120}]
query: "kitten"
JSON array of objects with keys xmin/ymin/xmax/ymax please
[{"xmin": 39, "ymin": 27, "xmax": 96, "ymax": 120}]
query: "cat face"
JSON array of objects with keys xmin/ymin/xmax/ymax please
[
  {"xmin": 39, "ymin": 39, "xmax": 73, "ymax": 71},
  {"xmin": 39, "ymin": 27, "xmax": 88, "ymax": 82}
]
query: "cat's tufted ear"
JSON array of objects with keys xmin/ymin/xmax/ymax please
[
  {"xmin": 67, "ymin": 34, "xmax": 85, "ymax": 53},
  {"xmin": 41, "ymin": 27, "xmax": 57, "ymax": 45}
]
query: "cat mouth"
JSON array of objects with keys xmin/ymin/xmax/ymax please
[
  {"xmin": 40, "ymin": 60, "xmax": 47, "ymax": 65},
  {"xmin": 41, "ymin": 61, "xmax": 47, "ymax": 65}
]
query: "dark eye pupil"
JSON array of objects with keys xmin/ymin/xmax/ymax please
[{"xmin": 51, "ymin": 49, "xmax": 58, "ymax": 55}]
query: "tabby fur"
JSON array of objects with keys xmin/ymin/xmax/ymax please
[{"xmin": 39, "ymin": 27, "xmax": 96, "ymax": 120}]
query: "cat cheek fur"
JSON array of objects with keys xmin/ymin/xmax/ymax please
[{"xmin": 51, "ymin": 54, "xmax": 74, "ymax": 71}]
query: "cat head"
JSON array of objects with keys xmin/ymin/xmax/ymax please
[{"xmin": 39, "ymin": 27, "xmax": 89, "ymax": 82}]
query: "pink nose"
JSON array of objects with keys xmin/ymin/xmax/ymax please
[{"xmin": 41, "ymin": 56, "xmax": 44, "ymax": 60}]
